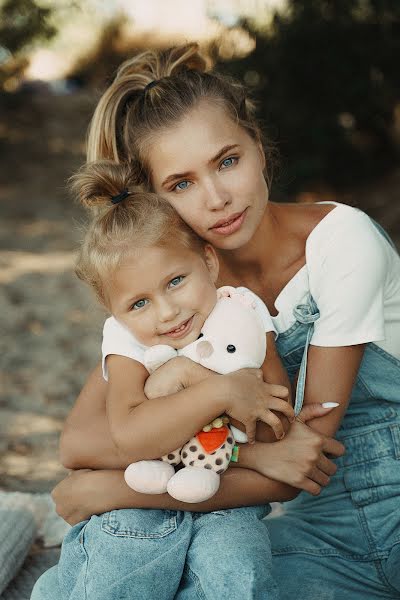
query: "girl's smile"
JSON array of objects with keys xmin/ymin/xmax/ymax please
[{"xmin": 106, "ymin": 243, "xmax": 219, "ymax": 349}]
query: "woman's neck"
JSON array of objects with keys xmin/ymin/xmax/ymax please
[{"xmin": 218, "ymin": 202, "xmax": 295, "ymax": 279}]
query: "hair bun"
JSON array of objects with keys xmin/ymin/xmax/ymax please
[
  {"xmin": 70, "ymin": 160, "xmax": 141, "ymax": 210},
  {"xmin": 164, "ymin": 44, "xmax": 208, "ymax": 77}
]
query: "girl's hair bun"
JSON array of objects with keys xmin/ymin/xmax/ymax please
[{"xmin": 70, "ymin": 160, "xmax": 141, "ymax": 210}]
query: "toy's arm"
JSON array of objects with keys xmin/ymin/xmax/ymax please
[{"xmin": 143, "ymin": 345, "xmax": 178, "ymax": 374}]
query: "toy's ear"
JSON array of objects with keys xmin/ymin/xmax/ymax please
[
  {"xmin": 217, "ymin": 286, "xmax": 236, "ymax": 299},
  {"xmin": 203, "ymin": 244, "xmax": 219, "ymax": 284},
  {"xmin": 217, "ymin": 287, "xmax": 257, "ymax": 309}
]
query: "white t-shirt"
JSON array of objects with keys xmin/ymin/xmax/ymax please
[
  {"xmin": 271, "ymin": 202, "xmax": 400, "ymax": 359},
  {"xmin": 102, "ymin": 287, "xmax": 276, "ymax": 380}
]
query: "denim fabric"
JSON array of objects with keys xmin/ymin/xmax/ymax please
[
  {"xmin": 268, "ymin": 222, "xmax": 400, "ymax": 599},
  {"xmin": 31, "ymin": 504, "xmax": 276, "ymax": 600}
]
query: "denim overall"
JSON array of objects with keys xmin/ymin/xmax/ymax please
[{"xmin": 267, "ymin": 223, "xmax": 400, "ymax": 599}]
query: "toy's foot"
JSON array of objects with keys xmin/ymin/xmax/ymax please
[
  {"xmin": 124, "ymin": 460, "xmax": 175, "ymax": 494},
  {"xmin": 167, "ymin": 467, "xmax": 220, "ymax": 503}
]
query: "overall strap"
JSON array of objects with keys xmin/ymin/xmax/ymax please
[{"xmin": 292, "ymin": 296, "xmax": 320, "ymax": 415}]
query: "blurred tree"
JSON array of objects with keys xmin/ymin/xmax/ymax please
[
  {"xmin": 215, "ymin": 0, "xmax": 400, "ymax": 196},
  {"xmin": 0, "ymin": 0, "xmax": 56, "ymax": 91}
]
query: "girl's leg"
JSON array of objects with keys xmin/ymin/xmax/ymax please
[
  {"xmin": 36, "ymin": 509, "xmax": 193, "ymax": 600},
  {"xmin": 176, "ymin": 505, "xmax": 278, "ymax": 600},
  {"xmin": 30, "ymin": 565, "xmax": 61, "ymax": 600}
]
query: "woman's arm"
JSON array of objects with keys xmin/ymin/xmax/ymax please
[
  {"xmin": 298, "ymin": 344, "xmax": 366, "ymax": 437},
  {"xmin": 52, "ymin": 467, "xmax": 296, "ymax": 526},
  {"xmin": 53, "ymin": 419, "xmax": 345, "ymax": 526}
]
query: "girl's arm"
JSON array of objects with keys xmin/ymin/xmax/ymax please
[
  {"xmin": 63, "ymin": 352, "xmax": 292, "ymax": 466},
  {"xmin": 145, "ymin": 333, "xmax": 293, "ymax": 444}
]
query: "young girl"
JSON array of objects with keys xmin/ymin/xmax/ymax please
[{"xmin": 48, "ymin": 158, "xmax": 302, "ymax": 600}]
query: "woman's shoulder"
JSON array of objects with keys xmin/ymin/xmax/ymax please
[{"xmin": 305, "ymin": 201, "xmax": 394, "ymax": 261}]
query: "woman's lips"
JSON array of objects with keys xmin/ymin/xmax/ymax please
[
  {"xmin": 210, "ymin": 209, "xmax": 247, "ymax": 236},
  {"xmin": 162, "ymin": 315, "xmax": 194, "ymax": 339}
]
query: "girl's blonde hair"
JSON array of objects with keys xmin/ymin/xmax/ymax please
[
  {"xmin": 73, "ymin": 160, "xmax": 205, "ymax": 307},
  {"xmin": 87, "ymin": 43, "xmax": 273, "ymax": 186}
]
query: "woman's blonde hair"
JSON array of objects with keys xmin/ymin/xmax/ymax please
[
  {"xmin": 73, "ymin": 160, "xmax": 205, "ymax": 307},
  {"xmin": 87, "ymin": 43, "xmax": 273, "ymax": 186}
]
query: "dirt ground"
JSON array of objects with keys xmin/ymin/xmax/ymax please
[{"xmin": 1, "ymin": 90, "xmax": 399, "ymax": 493}]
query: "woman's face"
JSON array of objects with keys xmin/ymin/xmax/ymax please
[{"xmin": 148, "ymin": 100, "xmax": 269, "ymax": 250}]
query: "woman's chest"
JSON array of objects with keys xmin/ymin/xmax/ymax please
[{"xmin": 218, "ymin": 260, "xmax": 307, "ymax": 317}]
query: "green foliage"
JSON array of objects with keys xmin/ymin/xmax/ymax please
[
  {"xmin": 0, "ymin": 0, "xmax": 56, "ymax": 89},
  {"xmin": 216, "ymin": 0, "xmax": 400, "ymax": 195}
]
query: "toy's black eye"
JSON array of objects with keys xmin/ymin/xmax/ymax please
[
  {"xmin": 197, "ymin": 333, "xmax": 204, "ymax": 339},
  {"xmin": 227, "ymin": 345, "xmax": 236, "ymax": 353}
]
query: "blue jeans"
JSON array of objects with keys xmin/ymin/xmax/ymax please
[{"xmin": 31, "ymin": 504, "xmax": 277, "ymax": 600}]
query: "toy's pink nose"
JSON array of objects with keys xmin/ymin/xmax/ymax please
[{"xmin": 196, "ymin": 340, "xmax": 213, "ymax": 359}]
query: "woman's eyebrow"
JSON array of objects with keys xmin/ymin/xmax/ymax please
[
  {"xmin": 209, "ymin": 144, "xmax": 240, "ymax": 164},
  {"xmin": 161, "ymin": 144, "xmax": 240, "ymax": 188}
]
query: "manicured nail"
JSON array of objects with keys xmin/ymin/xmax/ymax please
[{"xmin": 322, "ymin": 402, "xmax": 339, "ymax": 408}]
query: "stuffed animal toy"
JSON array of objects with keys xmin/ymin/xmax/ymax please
[{"xmin": 124, "ymin": 286, "xmax": 267, "ymax": 503}]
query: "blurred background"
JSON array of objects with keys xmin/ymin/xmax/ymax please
[{"xmin": 1, "ymin": 0, "xmax": 399, "ymax": 494}]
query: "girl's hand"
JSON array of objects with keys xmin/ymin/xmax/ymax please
[
  {"xmin": 144, "ymin": 357, "xmax": 211, "ymax": 399},
  {"xmin": 224, "ymin": 369, "xmax": 294, "ymax": 443},
  {"xmin": 251, "ymin": 420, "xmax": 345, "ymax": 496}
]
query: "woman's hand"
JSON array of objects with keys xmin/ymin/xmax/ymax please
[
  {"xmin": 52, "ymin": 469, "xmax": 95, "ymax": 525},
  {"xmin": 144, "ymin": 357, "xmax": 212, "ymax": 399},
  {"xmin": 224, "ymin": 369, "xmax": 294, "ymax": 443},
  {"xmin": 249, "ymin": 420, "xmax": 345, "ymax": 496}
]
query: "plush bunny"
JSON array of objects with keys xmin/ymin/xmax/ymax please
[{"xmin": 124, "ymin": 287, "xmax": 267, "ymax": 503}]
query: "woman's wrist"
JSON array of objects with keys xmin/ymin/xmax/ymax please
[{"xmin": 229, "ymin": 441, "xmax": 269, "ymax": 472}]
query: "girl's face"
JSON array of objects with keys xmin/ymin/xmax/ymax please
[
  {"xmin": 148, "ymin": 100, "xmax": 269, "ymax": 250},
  {"xmin": 106, "ymin": 243, "xmax": 219, "ymax": 349}
]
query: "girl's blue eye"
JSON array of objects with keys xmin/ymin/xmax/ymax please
[
  {"xmin": 132, "ymin": 298, "xmax": 148, "ymax": 310},
  {"xmin": 175, "ymin": 181, "xmax": 191, "ymax": 191},
  {"xmin": 169, "ymin": 275, "xmax": 184, "ymax": 288},
  {"xmin": 221, "ymin": 157, "xmax": 236, "ymax": 169}
]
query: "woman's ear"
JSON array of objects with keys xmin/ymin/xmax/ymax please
[
  {"xmin": 203, "ymin": 244, "xmax": 219, "ymax": 283},
  {"xmin": 257, "ymin": 141, "xmax": 266, "ymax": 171}
]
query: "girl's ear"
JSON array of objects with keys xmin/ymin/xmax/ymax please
[{"xmin": 203, "ymin": 244, "xmax": 219, "ymax": 283}]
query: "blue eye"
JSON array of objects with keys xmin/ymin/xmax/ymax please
[
  {"xmin": 175, "ymin": 181, "xmax": 191, "ymax": 191},
  {"xmin": 221, "ymin": 156, "xmax": 236, "ymax": 169},
  {"xmin": 132, "ymin": 298, "xmax": 148, "ymax": 310},
  {"xmin": 168, "ymin": 275, "xmax": 184, "ymax": 288}
]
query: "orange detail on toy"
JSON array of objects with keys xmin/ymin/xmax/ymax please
[{"xmin": 196, "ymin": 426, "xmax": 229, "ymax": 453}]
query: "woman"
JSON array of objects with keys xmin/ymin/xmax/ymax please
[{"xmin": 40, "ymin": 45, "xmax": 400, "ymax": 599}]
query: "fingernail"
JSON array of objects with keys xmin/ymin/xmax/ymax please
[{"xmin": 322, "ymin": 402, "xmax": 339, "ymax": 408}]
